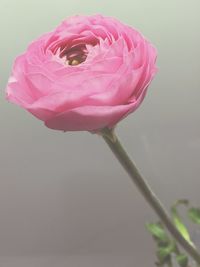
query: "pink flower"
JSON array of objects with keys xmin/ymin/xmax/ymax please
[{"xmin": 6, "ymin": 15, "xmax": 157, "ymax": 132}]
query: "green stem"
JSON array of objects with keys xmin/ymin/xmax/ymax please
[{"xmin": 100, "ymin": 128, "xmax": 200, "ymax": 264}]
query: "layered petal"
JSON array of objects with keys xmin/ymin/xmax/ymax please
[
  {"xmin": 45, "ymin": 103, "xmax": 138, "ymax": 131},
  {"xmin": 6, "ymin": 15, "xmax": 157, "ymax": 132}
]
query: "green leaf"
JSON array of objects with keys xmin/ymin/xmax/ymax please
[
  {"xmin": 188, "ymin": 208, "xmax": 200, "ymax": 225},
  {"xmin": 176, "ymin": 254, "xmax": 188, "ymax": 267},
  {"xmin": 171, "ymin": 200, "xmax": 194, "ymax": 246},
  {"xmin": 156, "ymin": 241, "xmax": 176, "ymax": 265},
  {"xmin": 146, "ymin": 222, "xmax": 168, "ymax": 242}
]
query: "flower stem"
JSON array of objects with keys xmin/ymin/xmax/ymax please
[{"xmin": 100, "ymin": 128, "xmax": 200, "ymax": 264}]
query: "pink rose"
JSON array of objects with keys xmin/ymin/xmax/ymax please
[{"xmin": 6, "ymin": 15, "xmax": 157, "ymax": 132}]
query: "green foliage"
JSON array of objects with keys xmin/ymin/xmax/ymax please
[
  {"xmin": 176, "ymin": 254, "xmax": 188, "ymax": 267},
  {"xmin": 146, "ymin": 222, "xmax": 168, "ymax": 243},
  {"xmin": 156, "ymin": 241, "xmax": 176, "ymax": 266},
  {"xmin": 171, "ymin": 199, "xmax": 194, "ymax": 246},
  {"xmin": 146, "ymin": 222, "xmax": 175, "ymax": 266},
  {"xmin": 146, "ymin": 199, "xmax": 200, "ymax": 266},
  {"xmin": 188, "ymin": 208, "xmax": 200, "ymax": 225},
  {"xmin": 146, "ymin": 221, "xmax": 189, "ymax": 267}
]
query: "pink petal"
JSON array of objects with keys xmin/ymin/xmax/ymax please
[{"xmin": 45, "ymin": 103, "xmax": 138, "ymax": 132}]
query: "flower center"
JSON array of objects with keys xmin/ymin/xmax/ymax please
[{"xmin": 60, "ymin": 44, "xmax": 88, "ymax": 66}]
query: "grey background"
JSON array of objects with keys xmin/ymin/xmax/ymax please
[{"xmin": 0, "ymin": 0, "xmax": 200, "ymax": 266}]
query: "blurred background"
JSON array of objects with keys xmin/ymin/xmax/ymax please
[{"xmin": 0, "ymin": 0, "xmax": 200, "ymax": 266}]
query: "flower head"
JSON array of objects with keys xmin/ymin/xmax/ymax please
[{"xmin": 6, "ymin": 15, "xmax": 157, "ymax": 131}]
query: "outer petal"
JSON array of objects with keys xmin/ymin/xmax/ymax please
[{"xmin": 45, "ymin": 102, "xmax": 139, "ymax": 132}]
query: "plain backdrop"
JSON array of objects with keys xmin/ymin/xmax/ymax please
[{"xmin": 0, "ymin": 0, "xmax": 200, "ymax": 266}]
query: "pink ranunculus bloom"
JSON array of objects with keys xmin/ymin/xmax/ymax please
[{"xmin": 6, "ymin": 15, "xmax": 157, "ymax": 132}]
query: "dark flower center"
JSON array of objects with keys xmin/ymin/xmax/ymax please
[{"xmin": 59, "ymin": 44, "xmax": 88, "ymax": 66}]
